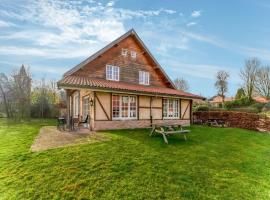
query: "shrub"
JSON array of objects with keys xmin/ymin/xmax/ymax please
[
  {"xmin": 250, "ymin": 103, "xmax": 266, "ymax": 112},
  {"xmin": 262, "ymin": 102, "xmax": 270, "ymax": 112},
  {"xmin": 224, "ymin": 97, "xmax": 253, "ymax": 109},
  {"xmin": 195, "ymin": 105, "xmax": 209, "ymax": 111},
  {"xmin": 0, "ymin": 112, "xmax": 6, "ymax": 118}
]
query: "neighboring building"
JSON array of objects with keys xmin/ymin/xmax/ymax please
[
  {"xmin": 253, "ymin": 96, "xmax": 270, "ymax": 104},
  {"xmin": 58, "ymin": 29, "xmax": 203, "ymax": 131},
  {"xmin": 209, "ymin": 95, "xmax": 234, "ymax": 107}
]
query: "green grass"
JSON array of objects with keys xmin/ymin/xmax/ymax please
[{"xmin": 1, "ymin": 119, "xmax": 270, "ymax": 199}]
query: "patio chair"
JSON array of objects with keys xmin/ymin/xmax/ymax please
[
  {"xmin": 57, "ymin": 117, "xmax": 66, "ymax": 131},
  {"xmin": 79, "ymin": 115, "xmax": 89, "ymax": 128}
]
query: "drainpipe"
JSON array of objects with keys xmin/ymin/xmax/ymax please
[{"xmin": 150, "ymin": 96, "xmax": 153, "ymax": 126}]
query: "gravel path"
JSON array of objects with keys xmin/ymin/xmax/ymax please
[{"xmin": 31, "ymin": 126, "xmax": 110, "ymax": 152}]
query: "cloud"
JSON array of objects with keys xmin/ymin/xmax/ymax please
[
  {"xmin": 0, "ymin": 45, "xmax": 99, "ymax": 59},
  {"xmin": 106, "ymin": 1, "xmax": 115, "ymax": 7},
  {"xmin": 164, "ymin": 59, "xmax": 239, "ymax": 83},
  {"xmin": 0, "ymin": 19, "xmax": 13, "ymax": 27},
  {"xmin": 237, "ymin": 46, "xmax": 270, "ymax": 61},
  {"xmin": 191, "ymin": 10, "xmax": 201, "ymax": 18},
  {"xmin": 0, "ymin": 0, "xmax": 178, "ymax": 49},
  {"xmin": 186, "ymin": 22, "xmax": 197, "ymax": 27},
  {"xmin": 179, "ymin": 31, "xmax": 227, "ymax": 48}
]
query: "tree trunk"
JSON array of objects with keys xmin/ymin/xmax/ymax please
[{"xmin": 0, "ymin": 84, "xmax": 10, "ymax": 118}]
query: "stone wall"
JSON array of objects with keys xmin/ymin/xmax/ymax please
[{"xmin": 193, "ymin": 111, "xmax": 270, "ymax": 132}]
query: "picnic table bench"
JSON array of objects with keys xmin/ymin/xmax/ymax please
[{"xmin": 150, "ymin": 124, "xmax": 190, "ymax": 144}]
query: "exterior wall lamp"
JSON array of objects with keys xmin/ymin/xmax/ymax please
[{"xmin": 90, "ymin": 98, "xmax": 94, "ymax": 107}]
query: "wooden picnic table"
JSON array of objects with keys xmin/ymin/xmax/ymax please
[
  {"xmin": 207, "ymin": 118, "xmax": 225, "ymax": 127},
  {"xmin": 150, "ymin": 124, "xmax": 190, "ymax": 144}
]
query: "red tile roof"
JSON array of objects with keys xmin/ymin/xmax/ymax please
[
  {"xmin": 253, "ymin": 96, "xmax": 270, "ymax": 103},
  {"xmin": 58, "ymin": 76, "xmax": 204, "ymax": 99}
]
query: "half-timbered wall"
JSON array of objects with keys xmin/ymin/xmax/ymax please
[
  {"xmin": 94, "ymin": 92, "xmax": 111, "ymax": 121},
  {"xmin": 181, "ymin": 100, "xmax": 191, "ymax": 120}
]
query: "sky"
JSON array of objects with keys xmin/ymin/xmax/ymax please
[{"xmin": 0, "ymin": 0, "xmax": 270, "ymax": 98}]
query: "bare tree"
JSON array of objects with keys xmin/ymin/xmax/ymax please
[
  {"xmin": 174, "ymin": 77, "xmax": 189, "ymax": 91},
  {"xmin": 254, "ymin": 65, "xmax": 270, "ymax": 98},
  {"xmin": 215, "ymin": 70, "xmax": 229, "ymax": 103},
  {"xmin": 240, "ymin": 58, "xmax": 260, "ymax": 101},
  {"xmin": 13, "ymin": 65, "xmax": 31, "ymax": 120},
  {"xmin": 0, "ymin": 73, "xmax": 12, "ymax": 117}
]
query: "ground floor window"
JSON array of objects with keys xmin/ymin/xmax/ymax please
[
  {"xmin": 82, "ymin": 96, "xmax": 90, "ymax": 120},
  {"xmin": 112, "ymin": 95, "xmax": 137, "ymax": 119},
  {"xmin": 163, "ymin": 99, "xmax": 179, "ymax": 119},
  {"xmin": 73, "ymin": 92, "xmax": 79, "ymax": 118}
]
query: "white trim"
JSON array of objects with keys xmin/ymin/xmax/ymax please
[
  {"xmin": 121, "ymin": 48, "xmax": 128, "ymax": 57},
  {"xmin": 73, "ymin": 92, "xmax": 79, "ymax": 118},
  {"xmin": 163, "ymin": 98, "xmax": 180, "ymax": 119},
  {"xmin": 130, "ymin": 50, "xmax": 137, "ymax": 59},
  {"xmin": 139, "ymin": 71, "xmax": 150, "ymax": 85},
  {"xmin": 106, "ymin": 65, "xmax": 119, "ymax": 81}
]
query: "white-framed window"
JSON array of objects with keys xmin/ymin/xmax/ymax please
[
  {"xmin": 73, "ymin": 92, "xmax": 79, "ymax": 118},
  {"xmin": 82, "ymin": 96, "xmax": 90, "ymax": 120},
  {"xmin": 112, "ymin": 95, "xmax": 137, "ymax": 120},
  {"xmin": 163, "ymin": 99, "xmax": 179, "ymax": 119},
  {"xmin": 106, "ymin": 65, "xmax": 119, "ymax": 81},
  {"xmin": 130, "ymin": 50, "xmax": 137, "ymax": 59},
  {"xmin": 121, "ymin": 48, "xmax": 128, "ymax": 57},
  {"xmin": 139, "ymin": 71, "xmax": 150, "ymax": 85}
]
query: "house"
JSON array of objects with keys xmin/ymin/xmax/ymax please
[
  {"xmin": 208, "ymin": 95, "xmax": 234, "ymax": 107},
  {"xmin": 253, "ymin": 96, "xmax": 270, "ymax": 104},
  {"xmin": 57, "ymin": 29, "xmax": 203, "ymax": 131}
]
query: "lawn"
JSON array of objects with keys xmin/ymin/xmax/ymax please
[{"xmin": 0, "ymin": 119, "xmax": 270, "ymax": 199}]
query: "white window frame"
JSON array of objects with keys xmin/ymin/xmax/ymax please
[
  {"xmin": 121, "ymin": 48, "xmax": 128, "ymax": 57},
  {"xmin": 130, "ymin": 50, "xmax": 137, "ymax": 59},
  {"xmin": 163, "ymin": 99, "xmax": 180, "ymax": 119},
  {"xmin": 112, "ymin": 94, "xmax": 137, "ymax": 120},
  {"xmin": 106, "ymin": 65, "xmax": 119, "ymax": 81},
  {"xmin": 139, "ymin": 71, "xmax": 150, "ymax": 85},
  {"xmin": 82, "ymin": 96, "xmax": 90, "ymax": 120},
  {"xmin": 73, "ymin": 92, "xmax": 79, "ymax": 118}
]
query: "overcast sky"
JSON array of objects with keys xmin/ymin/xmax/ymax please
[{"xmin": 0, "ymin": 0, "xmax": 270, "ymax": 97}]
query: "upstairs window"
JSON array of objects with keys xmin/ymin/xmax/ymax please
[
  {"xmin": 163, "ymin": 99, "xmax": 179, "ymax": 119},
  {"xmin": 121, "ymin": 48, "xmax": 128, "ymax": 57},
  {"xmin": 130, "ymin": 50, "xmax": 137, "ymax": 59},
  {"xmin": 139, "ymin": 71, "xmax": 149, "ymax": 85},
  {"xmin": 106, "ymin": 65, "xmax": 119, "ymax": 81}
]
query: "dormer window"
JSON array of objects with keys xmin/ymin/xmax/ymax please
[
  {"xmin": 139, "ymin": 71, "xmax": 149, "ymax": 85},
  {"xmin": 106, "ymin": 65, "xmax": 119, "ymax": 81},
  {"xmin": 121, "ymin": 48, "xmax": 128, "ymax": 57},
  {"xmin": 131, "ymin": 50, "xmax": 137, "ymax": 59}
]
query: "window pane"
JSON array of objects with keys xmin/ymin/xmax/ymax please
[
  {"xmin": 112, "ymin": 95, "xmax": 120, "ymax": 118},
  {"xmin": 163, "ymin": 99, "xmax": 167, "ymax": 117},
  {"xmin": 163, "ymin": 99, "xmax": 179, "ymax": 118},
  {"xmin": 106, "ymin": 65, "xmax": 119, "ymax": 81},
  {"xmin": 121, "ymin": 96, "xmax": 129, "ymax": 118},
  {"xmin": 129, "ymin": 96, "xmax": 136, "ymax": 118}
]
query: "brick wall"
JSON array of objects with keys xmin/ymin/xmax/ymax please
[
  {"xmin": 193, "ymin": 111, "xmax": 270, "ymax": 132},
  {"xmin": 93, "ymin": 119, "xmax": 190, "ymax": 131}
]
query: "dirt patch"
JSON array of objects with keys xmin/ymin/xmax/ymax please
[{"xmin": 31, "ymin": 126, "xmax": 110, "ymax": 152}]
